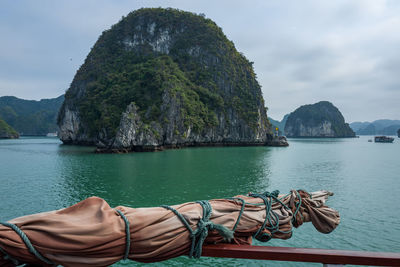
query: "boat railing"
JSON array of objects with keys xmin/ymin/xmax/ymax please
[{"xmin": 202, "ymin": 244, "xmax": 400, "ymax": 266}]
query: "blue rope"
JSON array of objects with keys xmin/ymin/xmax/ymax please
[
  {"xmin": 0, "ymin": 246, "xmax": 20, "ymax": 266},
  {"xmin": 115, "ymin": 209, "xmax": 131, "ymax": 260},
  {"xmin": 0, "ymin": 222, "xmax": 53, "ymax": 265},
  {"xmin": 160, "ymin": 205, "xmax": 196, "ymax": 257},
  {"xmin": 161, "ymin": 201, "xmax": 234, "ymax": 258},
  {"xmin": 248, "ymin": 190, "xmax": 307, "ymax": 241},
  {"xmin": 227, "ymin": 197, "xmax": 246, "ymax": 231},
  {"xmin": 291, "ymin": 190, "xmax": 304, "ymax": 226},
  {"xmin": 249, "ymin": 190, "xmax": 292, "ymax": 242}
]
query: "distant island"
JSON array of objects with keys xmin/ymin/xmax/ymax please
[
  {"xmin": 57, "ymin": 8, "xmax": 278, "ymax": 152},
  {"xmin": 0, "ymin": 95, "xmax": 64, "ymax": 136},
  {"xmin": 284, "ymin": 101, "xmax": 355, "ymax": 138},
  {"xmin": 268, "ymin": 114, "xmax": 289, "ymax": 136},
  {"xmin": 350, "ymin": 120, "xmax": 400, "ymax": 136},
  {"xmin": 0, "ymin": 117, "xmax": 19, "ymax": 139}
]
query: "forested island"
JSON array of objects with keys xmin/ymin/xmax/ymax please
[
  {"xmin": 0, "ymin": 95, "xmax": 64, "ymax": 135},
  {"xmin": 58, "ymin": 8, "xmax": 276, "ymax": 152},
  {"xmin": 284, "ymin": 101, "xmax": 355, "ymax": 138}
]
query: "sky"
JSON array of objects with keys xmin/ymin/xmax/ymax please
[{"xmin": 0, "ymin": 0, "xmax": 399, "ymax": 122}]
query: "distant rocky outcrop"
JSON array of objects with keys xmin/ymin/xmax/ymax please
[
  {"xmin": 58, "ymin": 8, "xmax": 273, "ymax": 152},
  {"xmin": 0, "ymin": 118, "xmax": 19, "ymax": 139},
  {"xmin": 284, "ymin": 101, "xmax": 355, "ymax": 138},
  {"xmin": 0, "ymin": 95, "xmax": 64, "ymax": 135},
  {"xmin": 266, "ymin": 136, "xmax": 289, "ymax": 146},
  {"xmin": 350, "ymin": 120, "xmax": 400, "ymax": 136},
  {"xmin": 269, "ymin": 114, "xmax": 289, "ymax": 136}
]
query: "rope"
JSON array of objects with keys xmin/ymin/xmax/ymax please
[
  {"xmin": 160, "ymin": 205, "xmax": 196, "ymax": 257},
  {"xmin": 0, "ymin": 246, "xmax": 20, "ymax": 266},
  {"xmin": 193, "ymin": 201, "xmax": 234, "ymax": 257},
  {"xmin": 115, "ymin": 209, "xmax": 131, "ymax": 260},
  {"xmin": 227, "ymin": 197, "xmax": 246, "ymax": 231},
  {"xmin": 249, "ymin": 190, "xmax": 297, "ymax": 241},
  {"xmin": 0, "ymin": 222, "xmax": 53, "ymax": 265},
  {"xmin": 249, "ymin": 193, "xmax": 274, "ymax": 241},
  {"xmin": 297, "ymin": 189, "xmax": 312, "ymax": 199},
  {"xmin": 248, "ymin": 189, "xmax": 307, "ymax": 241},
  {"xmin": 161, "ymin": 200, "xmax": 234, "ymax": 258},
  {"xmin": 291, "ymin": 190, "xmax": 304, "ymax": 226}
]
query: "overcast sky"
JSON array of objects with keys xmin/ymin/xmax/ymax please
[{"xmin": 1, "ymin": 0, "xmax": 399, "ymax": 122}]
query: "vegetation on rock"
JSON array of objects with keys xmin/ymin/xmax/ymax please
[
  {"xmin": 59, "ymin": 8, "xmax": 271, "ymax": 148},
  {"xmin": 0, "ymin": 117, "xmax": 19, "ymax": 139},
  {"xmin": 284, "ymin": 101, "xmax": 355, "ymax": 137},
  {"xmin": 0, "ymin": 95, "xmax": 64, "ymax": 135}
]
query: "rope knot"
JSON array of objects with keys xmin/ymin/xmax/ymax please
[
  {"xmin": 263, "ymin": 190, "xmax": 280, "ymax": 198},
  {"xmin": 161, "ymin": 200, "xmax": 235, "ymax": 259}
]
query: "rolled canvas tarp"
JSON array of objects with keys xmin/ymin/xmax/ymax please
[{"xmin": 0, "ymin": 190, "xmax": 339, "ymax": 266}]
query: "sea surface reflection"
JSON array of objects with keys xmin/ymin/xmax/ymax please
[{"xmin": 1, "ymin": 136, "xmax": 399, "ymax": 266}]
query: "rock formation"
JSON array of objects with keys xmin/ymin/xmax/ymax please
[
  {"xmin": 266, "ymin": 136, "xmax": 289, "ymax": 147},
  {"xmin": 58, "ymin": 8, "xmax": 273, "ymax": 151},
  {"xmin": 284, "ymin": 101, "xmax": 355, "ymax": 138}
]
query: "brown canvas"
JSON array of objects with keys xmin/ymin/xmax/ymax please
[{"xmin": 0, "ymin": 190, "xmax": 339, "ymax": 266}]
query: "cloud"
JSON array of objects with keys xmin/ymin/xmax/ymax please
[
  {"xmin": 0, "ymin": 77, "xmax": 65, "ymax": 99},
  {"xmin": 0, "ymin": 0, "xmax": 399, "ymax": 121}
]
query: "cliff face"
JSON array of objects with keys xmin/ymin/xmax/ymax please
[
  {"xmin": 284, "ymin": 101, "xmax": 355, "ymax": 138},
  {"xmin": 58, "ymin": 8, "xmax": 272, "ymax": 151},
  {"xmin": 0, "ymin": 118, "xmax": 19, "ymax": 139}
]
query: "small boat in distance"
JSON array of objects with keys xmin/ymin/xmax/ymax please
[
  {"xmin": 46, "ymin": 132, "xmax": 57, "ymax": 137},
  {"xmin": 374, "ymin": 136, "xmax": 394, "ymax": 143}
]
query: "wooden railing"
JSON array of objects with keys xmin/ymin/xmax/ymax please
[{"xmin": 202, "ymin": 244, "xmax": 400, "ymax": 266}]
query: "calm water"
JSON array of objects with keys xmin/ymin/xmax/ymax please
[{"xmin": 0, "ymin": 136, "xmax": 399, "ymax": 266}]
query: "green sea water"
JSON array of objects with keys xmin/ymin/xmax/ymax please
[{"xmin": 0, "ymin": 136, "xmax": 399, "ymax": 266}]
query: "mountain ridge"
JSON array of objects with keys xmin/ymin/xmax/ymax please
[
  {"xmin": 350, "ymin": 119, "xmax": 400, "ymax": 135},
  {"xmin": 0, "ymin": 95, "xmax": 64, "ymax": 135}
]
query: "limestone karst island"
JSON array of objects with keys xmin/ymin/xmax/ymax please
[
  {"xmin": 57, "ymin": 8, "xmax": 284, "ymax": 152},
  {"xmin": 284, "ymin": 101, "xmax": 355, "ymax": 138}
]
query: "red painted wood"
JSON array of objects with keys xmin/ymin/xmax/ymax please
[{"xmin": 202, "ymin": 244, "xmax": 400, "ymax": 266}]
